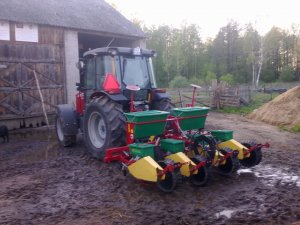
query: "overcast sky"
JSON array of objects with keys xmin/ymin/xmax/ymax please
[{"xmin": 106, "ymin": 0, "xmax": 299, "ymax": 39}]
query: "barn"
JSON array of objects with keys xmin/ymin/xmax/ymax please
[{"xmin": 0, "ymin": 0, "xmax": 145, "ymax": 129}]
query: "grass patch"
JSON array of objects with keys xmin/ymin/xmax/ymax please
[
  {"xmin": 278, "ymin": 124, "xmax": 300, "ymax": 133},
  {"xmin": 291, "ymin": 124, "xmax": 300, "ymax": 133},
  {"xmin": 217, "ymin": 92, "xmax": 279, "ymax": 115}
]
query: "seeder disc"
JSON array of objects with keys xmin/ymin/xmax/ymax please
[
  {"xmin": 190, "ymin": 158, "xmax": 208, "ymax": 186},
  {"xmin": 217, "ymin": 149, "xmax": 240, "ymax": 175},
  {"xmin": 156, "ymin": 162, "xmax": 177, "ymax": 193},
  {"xmin": 240, "ymin": 143, "xmax": 262, "ymax": 167}
]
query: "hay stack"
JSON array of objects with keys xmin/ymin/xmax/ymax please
[{"xmin": 248, "ymin": 86, "xmax": 300, "ymax": 127}]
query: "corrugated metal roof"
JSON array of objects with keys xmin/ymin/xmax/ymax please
[{"xmin": 0, "ymin": 0, "xmax": 145, "ymax": 38}]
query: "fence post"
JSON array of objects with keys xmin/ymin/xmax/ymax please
[
  {"xmin": 248, "ymin": 86, "xmax": 251, "ymax": 103},
  {"xmin": 178, "ymin": 88, "xmax": 183, "ymax": 107}
]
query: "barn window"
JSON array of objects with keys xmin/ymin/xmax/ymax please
[
  {"xmin": 15, "ymin": 23, "xmax": 38, "ymax": 42},
  {"xmin": 0, "ymin": 21, "xmax": 10, "ymax": 41}
]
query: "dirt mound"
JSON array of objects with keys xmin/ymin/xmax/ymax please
[{"xmin": 248, "ymin": 86, "xmax": 300, "ymax": 127}]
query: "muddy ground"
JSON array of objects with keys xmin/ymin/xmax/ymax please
[{"xmin": 0, "ymin": 112, "xmax": 300, "ymax": 225}]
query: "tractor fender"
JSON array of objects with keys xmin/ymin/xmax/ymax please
[
  {"xmin": 90, "ymin": 91, "xmax": 128, "ymax": 102},
  {"xmin": 152, "ymin": 92, "xmax": 170, "ymax": 101},
  {"xmin": 56, "ymin": 104, "xmax": 78, "ymax": 136}
]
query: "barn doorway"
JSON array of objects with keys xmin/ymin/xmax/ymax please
[{"xmin": 78, "ymin": 33, "xmax": 135, "ymax": 57}]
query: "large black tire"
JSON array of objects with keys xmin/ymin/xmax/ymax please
[
  {"xmin": 240, "ymin": 142, "xmax": 262, "ymax": 167},
  {"xmin": 55, "ymin": 115, "xmax": 76, "ymax": 147},
  {"xmin": 152, "ymin": 98, "xmax": 174, "ymax": 112},
  {"xmin": 217, "ymin": 149, "xmax": 240, "ymax": 175},
  {"xmin": 190, "ymin": 158, "xmax": 208, "ymax": 186},
  {"xmin": 83, "ymin": 96, "xmax": 126, "ymax": 159}
]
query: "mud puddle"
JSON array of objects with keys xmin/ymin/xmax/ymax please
[
  {"xmin": 238, "ymin": 164, "xmax": 300, "ymax": 187},
  {"xmin": 215, "ymin": 209, "xmax": 237, "ymax": 219}
]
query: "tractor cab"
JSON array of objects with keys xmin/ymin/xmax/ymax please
[
  {"xmin": 77, "ymin": 47, "xmax": 168, "ymax": 112},
  {"xmin": 57, "ymin": 46, "xmax": 174, "ymax": 161}
]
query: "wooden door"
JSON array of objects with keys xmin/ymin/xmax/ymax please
[
  {"xmin": 0, "ymin": 26, "xmax": 66, "ymax": 128},
  {"xmin": 0, "ymin": 62, "xmax": 65, "ymax": 124}
]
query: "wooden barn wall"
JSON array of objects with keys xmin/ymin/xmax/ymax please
[{"xmin": 0, "ymin": 24, "xmax": 65, "ymax": 129}]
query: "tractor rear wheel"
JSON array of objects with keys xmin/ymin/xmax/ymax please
[
  {"xmin": 217, "ymin": 149, "xmax": 240, "ymax": 175},
  {"xmin": 240, "ymin": 142, "xmax": 262, "ymax": 167},
  {"xmin": 152, "ymin": 98, "xmax": 174, "ymax": 112},
  {"xmin": 83, "ymin": 96, "xmax": 126, "ymax": 159},
  {"xmin": 190, "ymin": 158, "xmax": 208, "ymax": 186},
  {"xmin": 55, "ymin": 115, "xmax": 76, "ymax": 147}
]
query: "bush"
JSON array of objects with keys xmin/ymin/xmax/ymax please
[
  {"xmin": 169, "ymin": 76, "xmax": 189, "ymax": 88},
  {"xmin": 279, "ymin": 66, "xmax": 296, "ymax": 82},
  {"xmin": 205, "ymin": 71, "xmax": 216, "ymax": 84},
  {"xmin": 189, "ymin": 76, "xmax": 204, "ymax": 86},
  {"xmin": 220, "ymin": 73, "xmax": 235, "ymax": 85},
  {"xmin": 291, "ymin": 124, "xmax": 300, "ymax": 133}
]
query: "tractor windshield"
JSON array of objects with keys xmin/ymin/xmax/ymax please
[{"xmin": 122, "ymin": 56, "xmax": 156, "ymax": 89}]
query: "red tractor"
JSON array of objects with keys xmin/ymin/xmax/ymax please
[
  {"xmin": 55, "ymin": 47, "xmax": 174, "ymax": 159},
  {"xmin": 55, "ymin": 47, "xmax": 269, "ymax": 192}
]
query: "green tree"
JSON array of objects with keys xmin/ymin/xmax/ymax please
[
  {"xmin": 242, "ymin": 24, "xmax": 263, "ymax": 86},
  {"xmin": 143, "ymin": 21, "xmax": 300, "ymax": 86},
  {"xmin": 145, "ymin": 25, "xmax": 171, "ymax": 87},
  {"xmin": 210, "ymin": 21, "xmax": 241, "ymax": 81},
  {"xmin": 262, "ymin": 27, "xmax": 283, "ymax": 82},
  {"xmin": 279, "ymin": 65, "xmax": 296, "ymax": 81}
]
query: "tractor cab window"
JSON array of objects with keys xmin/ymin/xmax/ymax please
[
  {"xmin": 96, "ymin": 56, "xmax": 121, "ymax": 90},
  {"xmin": 122, "ymin": 56, "xmax": 151, "ymax": 89},
  {"xmin": 147, "ymin": 57, "xmax": 157, "ymax": 88},
  {"xmin": 85, "ymin": 57, "xmax": 96, "ymax": 89}
]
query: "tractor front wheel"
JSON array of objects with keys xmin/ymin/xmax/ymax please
[
  {"xmin": 83, "ymin": 96, "xmax": 126, "ymax": 159},
  {"xmin": 55, "ymin": 115, "xmax": 76, "ymax": 147}
]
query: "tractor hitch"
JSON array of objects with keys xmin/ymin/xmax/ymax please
[{"xmin": 103, "ymin": 146, "xmax": 130, "ymax": 163}]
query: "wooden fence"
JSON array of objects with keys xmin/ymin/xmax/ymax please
[{"xmin": 169, "ymin": 83, "xmax": 251, "ymax": 109}]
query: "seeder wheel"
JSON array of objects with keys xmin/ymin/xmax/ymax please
[
  {"xmin": 156, "ymin": 162, "xmax": 177, "ymax": 193},
  {"xmin": 190, "ymin": 158, "xmax": 208, "ymax": 186},
  {"xmin": 217, "ymin": 149, "xmax": 240, "ymax": 175},
  {"xmin": 240, "ymin": 143, "xmax": 262, "ymax": 167},
  {"xmin": 193, "ymin": 135, "xmax": 216, "ymax": 166}
]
